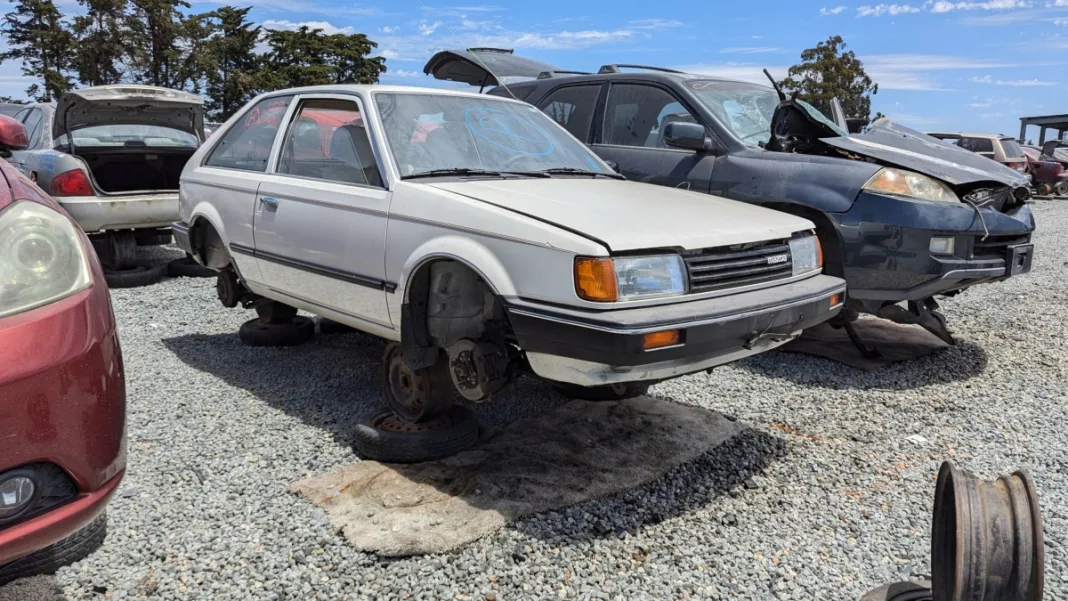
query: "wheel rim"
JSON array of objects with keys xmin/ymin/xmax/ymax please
[
  {"xmin": 609, "ymin": 383, "xmax": 627, "ymax": 396},
  {"xmin": 385, "ymin": 348, "xmax": 430, "ymax": 422},
  {"xmin": 370, "ymin": 410, "xmax": 456, "ymax": 434}
]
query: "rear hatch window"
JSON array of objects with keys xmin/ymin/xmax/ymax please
[{"xmin": 999, "ymin": 138, "xmax": 1024, "ymax": 159}]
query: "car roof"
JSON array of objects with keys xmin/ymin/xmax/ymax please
[{"xmin": 258, "ymin": 83, "xmax": 531, "ymax": 103}]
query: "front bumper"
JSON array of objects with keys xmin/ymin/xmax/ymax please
[
  {"xmin": 55, "ymin": 192, "xmax": 179, "ymax": 232},
  {"xmin": 0, "ymin": 273, "xmax": 126, "ymax": 564},
  {"xmin": 508, "ymin": 274, "xmax": 846, "ymax": 387},
  {"xmin": 833, "ymin": 192, "xmax": 1035, "ymax": 301}
]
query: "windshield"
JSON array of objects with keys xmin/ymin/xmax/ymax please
[
  {"xmin": 999, "ymin": 138, "xmax": 1024, "ymax": 159},
  {"xmin": 683, "ymin": 80, "xmax": 780, "ymax": 146},
  {"xmin": 57, "ymin": 124, "xmax": 199, "ymax": 148},
  {"xmin": 374, "ymin": 93, "xmax": 610, "ymax": 177}
]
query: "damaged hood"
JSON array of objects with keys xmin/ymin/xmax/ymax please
[
  {"xmin": 822, "ymin": 121, "xmax": 1030, "ymax": 188},
  {"xmin": 427, "ymin": 179, "xmax": 812, "ymax": 252},
  {"xmin": 54, "ymin": 85, "xmax": 205, "ymax": 139}
]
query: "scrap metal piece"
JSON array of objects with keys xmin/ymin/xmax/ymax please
[{"xmin": 877, "ymin": 299, "xmax": 956, "ymax": 346}]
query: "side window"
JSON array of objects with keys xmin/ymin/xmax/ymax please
[
  {"xmin": 537, "ymin": 85, "xmax": 601, "ymax": 141},
  {"xmin": 277, "ymin": 98, "xmax": 382, "ymax": 187},
  {"xmin": 206, "ymin": 95, "xmax": 293, "ymax": 172},
  {"xmin": 961, "ymin": 137, "xmax": 994, "ymax": 154},
  {"xmin": 21, "ymin": 109, "xmax": 43, "ymax": 145},
  {"xmin": 13, "ymin": 108, "xmax": 30, "ymax": 123},
  {"xmin": 601, "ymin": 84, "xmax": 694, "ymax": 148}
]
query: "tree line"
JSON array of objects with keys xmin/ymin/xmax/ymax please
[{"xmin": 0, "ymin": 0, "xmax": 387, "ymax": 121}]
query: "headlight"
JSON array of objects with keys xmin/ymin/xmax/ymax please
[
  {"xmin": 863, "ymin": 168, "xmax": 959, "ymax": 203},
  {"xmin": 0, "ymin": 201, "xmax": 92, "ymax": 318},
  {"xmin": 575, "ymin": 255, "xmax": 687, "ymax": 302},
  {"xmin": 788, "ymin": 235, "xmax": 823, "ymax": 276}
]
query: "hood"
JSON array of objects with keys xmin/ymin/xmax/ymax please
[
  {"xmin": 423, "ymin": 48, "xmax": 560, "ymax": 87},
  {"xmin": 427, "ymin": 178, "xmax": 812, "ymax": 252},
  {"xmin": 54, "ymin": 85, "xmax": 205, "ymax": 140},
  {"xmin": 767, "ymin": 98, "xmax": 1029, "ymax": 189}
]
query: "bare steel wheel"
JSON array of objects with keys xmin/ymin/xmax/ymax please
[{"xmin": 381, "ymin": 343, "xmax": 455, "ymax": 422}]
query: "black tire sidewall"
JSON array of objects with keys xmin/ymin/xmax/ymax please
[
  {"xmin": 166, "ymin": 257, "xmax": 216, "ymax": 278},
  {"xmin": 238, "ymin": 316, "xmax": 315, "ymax": 347},
  {"xmin": 353, "ymin": 406, "xmax": 479, "ymax": 463},
  {"xmin": 0, "ymin": 513, "xmax": 107, "ymax": 585},
  {"xmin": 103, "ymin": 263, "xmax": 164, "ymax": 288}
]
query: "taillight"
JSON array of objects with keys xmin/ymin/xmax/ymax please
[
  {"xmin": 1013, "ymin": 162, "xmax": 1028, "ymax": 173},
  {"xmin": 50, "ymin": 169, "xmax": 94, "ymax": 197}
]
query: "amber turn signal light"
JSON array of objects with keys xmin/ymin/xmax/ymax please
[
  {"xmin": 575, "ymin": 257, "xmax": 618, "ymax": 302},
  {"xmin": 816, "ymin": 236, "xmax": 824, "ymax": 268},
  {"xmin": 643, "ymin": 329, "xmax": 681, "ymax": 350},
  {"xmin": 829, "ymin": 293, "xmax": 842, "ymax": 307}
]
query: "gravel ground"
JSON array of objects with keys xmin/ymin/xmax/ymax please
[{"xmin": 6, "ymin": 201, "xmax": 1067, "ymax": 601}]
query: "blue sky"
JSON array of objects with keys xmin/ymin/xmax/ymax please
[{"xmin": 2, "ymin": 0, "xmax": 1066, "ymax": 139}]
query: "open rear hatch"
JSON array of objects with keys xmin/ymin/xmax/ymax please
[
  {"xmin": 423, "ymin": 48, "xmax": 561, "ymax": 88},
  {"xmin": 54, "ymin": 85, "xmax": 205, "ymax": 194}
]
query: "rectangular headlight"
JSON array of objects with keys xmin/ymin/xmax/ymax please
[
  {"xmin": 788, "ymin": 235, "xmax": 823, "ymax": 277},
  {"xmin": 575, "ymin": 255, "xmax": 687, "ymax": 302}
]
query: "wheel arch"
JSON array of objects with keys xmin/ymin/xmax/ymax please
[{"xmin": 186, "ymin": 204, "xmax": 230, "ymax": 269}]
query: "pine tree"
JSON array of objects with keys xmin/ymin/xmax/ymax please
[
  {"xmin": 778, "ymin": 35, "xmax": 882, "ymax": 128},
  {"xmin": 73, "ymin": 0, "xmax": 129, "ymax": 86},
  {"xmin": 203, "ymin": 6, "xmax": 260, "ymax": 121},
  {"xmin": 0, "ymin": 0, "xmax": 76, "ymax": 101}
]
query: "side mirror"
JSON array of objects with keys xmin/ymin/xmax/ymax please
[
  {"xmin": 0, "ymin": 115, "xmax": 28, "ymax": 158},
  {"xmin": 663, "ymin": 121, "xmax": 710, "ymax": 152}
]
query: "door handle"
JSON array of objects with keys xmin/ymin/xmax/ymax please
[{"xmin": 260, "ymin": 196, "xmax": 279, "ymax": 209}]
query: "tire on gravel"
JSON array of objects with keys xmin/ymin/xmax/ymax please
[
  {"xmin": 166, "ymin": 255, "xmax": 216, "ymax": 278},
  {"xmin": 238, "ymin": 316, "xmax": 315, "ymax": 347},
  {"xmin": 103, "ymin": 262, "xmax": 164, "ymax": 288},
  {"xmin": 353, "ymin": 406, "xmax": 479, "ymax": 463},
  {"xmin": 318, "ymin": 317, "xmax": 356, "ymax": 335},
  {"xmin": 0, "ymin": 513, "xmax": 107, "ymax": 586},
  {"xmin": 859, "ymin": 581, "xmax": 932, "ymax": 601},
  {"xmin": 554, "ymin": 382, "xmax": 651, "ymax": 401}
]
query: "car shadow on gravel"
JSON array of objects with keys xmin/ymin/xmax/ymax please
[
  {"xmin": 508, "ymin": 426, "xmax": 787, "ymax": 545},
  {"xmin": 734, "ymin": 339, "xmax": 988, "ymax": 391},
  {"xmin": 161, "ymin": 328, "xmax": 573, "ymax": 448}
]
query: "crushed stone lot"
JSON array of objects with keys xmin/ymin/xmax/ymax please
[{"xmin": 6, "ymin": 202, "xmax": 1067, "ymax": 601}]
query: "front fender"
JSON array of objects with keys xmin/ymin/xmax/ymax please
[{"xmin": 395, "ymin": 235, "xmax": 518, "ymax": 302}]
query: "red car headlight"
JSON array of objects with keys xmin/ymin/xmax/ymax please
[{"xmin": 0, "ymin": 201, "xmax": 92, "ymax": 318}]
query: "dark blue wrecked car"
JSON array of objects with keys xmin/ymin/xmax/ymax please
[{"xmin": 426, "ymin": 49, "xmax": 1035, "ymax": 352}]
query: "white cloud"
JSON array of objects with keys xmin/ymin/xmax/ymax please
[
  {"xmin": 857, "ymin": 3, "xmax": 922, "ymax": 16},
  {"xmin": 493, "ymin": 29, "xmax": 635, "ymax": 50},
  {"xmin": 381, "ymin": 26, "xmax": 399, "ymax": 33},
  {"xmin": 442, "ymin": 5, "xmax": 505, "ymax": 11},
  {"xmin": 1048, "ymin": 0, "xmax": 1068, "ymax": 5},
  {"xmin": 821, "ymin": 5, "xmax": 849, "ymax": 14},
  {"xmin": 971, "ymin": 74, "xmax": 1057, "ymax": 85},
  {"xmin": 197, "ymin": 0, "xmax": 382, "ymax": 17},
  {"xmin": 884, "ymin": 112, "xmax": 942, "ymax": 125},
  {"xmin": 929, "ymin": 0, "xmax": 1032, "ymax": 12},
  {"xmin": 388, "ymin": 69, "xmax": 422, "ymax": 78},
  {"xmin": 418, "ymin": 22, "xmax": 441, "ymax": 36},
  {"xmin": 1055, "ymin": 17, "xmax": 1068, "ymax": 23},
  {"xmin": 261, "ymin": 20, "xmax": 355, "ymax": 35},
  {"xmin": 862, "ymin": 53, "xmax": 1013, "ymax": 90},
  {"xmin": 628, "ymin": 18, "xmax": 684, "ymax": 29},
  {"xmin": 980, "ymin": 112, "xmax": 1004, "ymax": 118},
  {"xmin": 720, "ymin": 46, "xmax": 783, "ymax": 54}
]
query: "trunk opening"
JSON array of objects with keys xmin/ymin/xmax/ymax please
[{"xmin": 67, "ymin": 147, "xmax": 195, "ymax": 194}]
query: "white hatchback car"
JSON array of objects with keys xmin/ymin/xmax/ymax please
[{"xmin": 175, "ymin": 86, "xmax": 845, "ymax": 460}]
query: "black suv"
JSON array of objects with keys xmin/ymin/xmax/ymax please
[{"xmin": 425, "ymin": 48, "xmax": 1036, "ymax": 350}]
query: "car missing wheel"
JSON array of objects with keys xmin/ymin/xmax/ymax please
[{"xmin": 174, "ymin": 85, "xmax": 846, "ymax": 462}]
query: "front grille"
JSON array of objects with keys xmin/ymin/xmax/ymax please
[
  {"xmin": 683, "ymin": 239, "xmax": 793, "ymax": 293},
  {"xmin": 972, "ymin": 234, "xmax": 1030, "ymax": 259}
]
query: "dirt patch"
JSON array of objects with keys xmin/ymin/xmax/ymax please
[{"xmin": 290, "ymin": 397, "xmax": 744, "ymax": 557}]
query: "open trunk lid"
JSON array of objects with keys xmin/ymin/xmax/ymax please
[
  {"xmin": 54, "ymin": 85, "xmax": 205, "ymax": 141},
  {"xmin": 423, "ymin": 48, "xmax": 561, "ymax": 87},
  {"xmin": 767, "ymin": 98, "xmax": 1029, "ymax": 189}
]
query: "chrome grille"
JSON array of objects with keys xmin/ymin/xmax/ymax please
[{"xmin": 684, "ymin": 239, "xmax": 793, "ymax": 293}]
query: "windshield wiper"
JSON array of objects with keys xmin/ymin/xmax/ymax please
[
  {"xmin": 403, "ymin": 168, "xmax": 552, "ymax": 180},
  {"xmin": 403, "ymin": 168, "xmax": 504, "ymax": 180},
  {"xmin": 538, "ymin": 167, "xmax": 622, "ymax": 179}
]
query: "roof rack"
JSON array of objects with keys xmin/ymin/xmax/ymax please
[
  {"xmin": 597, "ymin": 64, "xmax": 685, "ymax": 75},
  {"xmin": 536, "ymin": 69, "xmax": 593, "ymax": 79},
  {"xmin": 468, "ymin": 47, "xmax": 513, "ymax": 54}
]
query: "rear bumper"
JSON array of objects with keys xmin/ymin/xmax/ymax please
[
  {"xmin": 55, "ymin": 192, "xmax": 179, "ymax": 232},
  {"xmin": 172, "ymin": 220, "xmax": 192, "ymax": 254},
  {"xmin": 509, "ymin": 274, "xmax": 846, "ymax": 386},
  {"xmin": 834, "ymin": 192, "xmax": 1035, "ymax": 301}
]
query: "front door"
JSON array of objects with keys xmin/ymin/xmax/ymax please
[
  {"xmin": 589, "ymin": 83, "xmax": 716, "ymax": 192},
  {"xmin": 253, "ymin": 94, "xmax": 393, "ymax": 330}
]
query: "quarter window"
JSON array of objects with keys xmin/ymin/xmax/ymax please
[
  {"xmin": 960, "ymin": 137, "xmax": 994, "ymax": 154},
  {"xmin": 537, "ymin": 85, "xmax": 600, "ymax": 141},
  {"xmin": 206, "ymin": 96, "xmax": 294, "ymax": 172},
  {"xmin": 277, "ymin": 98, "xmax": 382, "ymax": 187},
  {"xmin": 601, "ymin": 84, "xmax": 695, "ymax": 148},
  {"xmin": 21, "ymin": 109, "xmax": 43, "ymax": 146}
]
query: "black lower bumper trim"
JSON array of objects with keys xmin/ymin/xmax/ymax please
[{"xmin": 508, "ymin": 275, "xmax": 845, "ymax": 367}]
